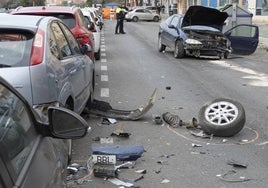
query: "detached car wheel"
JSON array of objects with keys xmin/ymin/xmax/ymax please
[
  {"xmin": 174, "ymin": 40, "xmax": 184, "ymax": 58},
  {"xmin": 198, "ymin": 98, "xmax": 246, "ymax": 137},
  {"xmin": 158, "ymin": 35, "xmax": 166, "ymax": 52}
]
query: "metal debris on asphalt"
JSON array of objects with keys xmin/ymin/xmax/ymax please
[
  {"xmin": 111, "ymin": 122, "xmax": 131, "ymax": 138},
  {"xmin": 162, "ymin": 112, "xmax": 183, "ymax": 128},
  {"xmin": 227, "ymin": 159, "xmax": 248, "ymax": 168}
]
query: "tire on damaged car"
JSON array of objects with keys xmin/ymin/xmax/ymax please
[
  {"xmin": 158, "ymin": 35, "xmax": 166, "ymax": 52},
  {"xmin": 174, "ymin": 40, "xmax": 184, "ymax": 58},
  {"xmin": 198, "ymin": 98, "xmax": 246, "ymax": 137}
]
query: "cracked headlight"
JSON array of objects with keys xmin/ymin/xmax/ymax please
[{"xmin": 185, "ymin": 39, "xmax": 202, "ymax": 45}]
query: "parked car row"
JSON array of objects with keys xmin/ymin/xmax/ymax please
[{"xmin": 0, "ymin": 5, "xmax": 105, "ymax": 187}]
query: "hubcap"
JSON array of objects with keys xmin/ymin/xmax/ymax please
[{"xmin": 204, "ymin": 101, "xmax": 238, "ymax": 126}]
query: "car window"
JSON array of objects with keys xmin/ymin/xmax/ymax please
[
  {"xmin": 170, "ymin": 16, "xmax": 180, "ymax": 27},
  {"xmin": 77, "ymin": 10, "xmax": 87, "ymax": 28},
  {"xmin": 229, "ymin": 25, "xmax": 257, "ymax": 37},
  {"xmin": 0, "ymin": 30, "xmax": 33, "ymax": 67},
  {"xmin": 136, "ymin": 9, "xmax": 144, "ymax": 13},
  {"xmin": 51, "ymin": 13, "xmax": 76, "ymax": 29},
  {"xmin": 0, "ymin": 83, "xmax": 37, "ymax": 179},
  {"xmin": 59, "ymin": 22, "xmax": 81, "ymax": 55},
  {"xmin": 144, "ymin": 9, "xmax": 151, "ymax": 14},
  {"xmin": 51, "ymin": 22, "xmax": 72, "ymax": 58}
]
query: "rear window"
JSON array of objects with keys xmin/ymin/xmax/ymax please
[
  {"xmin": 0, "ymin": 30, "xmax": 34, "ymax": 67},
  {"xmin": 50, "ymin": 13, "xmax": 76, "ymax": 29},
  {"xmin": 16, "ymin": 13, "xmax": 76, "ymax": 29}
]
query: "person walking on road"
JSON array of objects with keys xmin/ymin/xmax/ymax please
[{"xmin": 115, "ymin": 4, "xmax": 127, "ymax": 34}]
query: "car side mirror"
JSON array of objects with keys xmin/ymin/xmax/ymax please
[{"xmin": 48, "ymin": 107, "xmax": 90, "ymax": 139}]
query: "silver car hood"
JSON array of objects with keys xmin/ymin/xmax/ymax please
[{"xmin": 182, "ymin": 6, "xmax": 228, "ymax": 30}]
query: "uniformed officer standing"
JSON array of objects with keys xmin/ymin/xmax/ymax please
[{"xmin": 115, "ymin": 4, "xmax": 127, "ymax": 34}]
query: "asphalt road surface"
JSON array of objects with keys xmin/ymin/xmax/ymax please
[{"xmin": 68, "ymin": 19, "xmax": 268, "ymax": 188}]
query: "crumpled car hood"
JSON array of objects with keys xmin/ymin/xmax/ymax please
[{"xmin": 182, "ymin": 6, "xmax": 228, "ymax": 30}]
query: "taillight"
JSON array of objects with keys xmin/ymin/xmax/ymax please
[
  {"xmin": 30, "ymin": 29, "xmax": 44, "ymax": 66},
  {"xmin": 77, "ymin": 34, "xmax": 90, "ymax": 46}
]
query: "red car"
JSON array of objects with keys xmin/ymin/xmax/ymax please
[{"xmin": 12, "ymin": 6, "xmax": 95, "ymax": 61}]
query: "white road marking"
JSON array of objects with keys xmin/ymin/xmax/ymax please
[
  {"xmin": 101, "ymin": 88, "xmax": 109, "ymax": 97},
  {"xmin": 101, "ymin": 75, "xmax": 108, "ymax": 81},
  {"xmin": 101, "ymin": 59, "xmax": 107, "ymax": 63},
  {"xmin": 101, "ymin": 53, "xmax": 106, "ymax": 57},
  {"xmin": 101, "ymin": 48, "xmax": 106, "ymax": 52},
  {"xmin": 101, "ymin": 66, "xmax": 108, "ymax": 71}
]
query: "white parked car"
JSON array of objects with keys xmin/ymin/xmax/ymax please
[
  {"xmin": 125, "ymin": 8, "xmax": 161, "ymax": 22},
  {"xmin": 82, "ymin": 8, "xmax": 101, "ymax": 60}
]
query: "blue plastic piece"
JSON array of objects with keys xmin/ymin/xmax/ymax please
[{"xmin": 91, "ymin": 144, "xmax": 144, "ymax": 161}]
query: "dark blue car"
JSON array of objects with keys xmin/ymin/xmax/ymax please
[{"xmin": 158, "ymin": 5, "xmax": 259, "ymax": 59}]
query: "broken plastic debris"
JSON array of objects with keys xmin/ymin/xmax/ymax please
[
  {"xmin": 111, "ymin": 122, "xmax": 131, "ymax": 138},
  {"xmin": 93, "ymin": 165, "xmax": 118, "ymax": 178},
  {"xmin": 87, "ymin": 88, "xmax": 157, "ymax": 120},
  {"xmin": 227, "ymin": 159, "xmax": 248, "ymax": 168},
  {"xmin": 190, "ymin": 130, "xmax": 211, "ymax": 138},
  {"xmin": 161, "ymin": 178, "xmax": 170, "ymax": 184},
  {"xmin": 217, "ymin": 170, "xmax": 251, "ymax": 182},
  {"xmin": 135, "ymin": 169, "xmax": 147, "ymax": 174},
  {"xmin": 191, "ymin": 143, "xmax": 202, "ymax": 147},
  {"xmin": 100, "ymin": 137, "xmax": 114, "ymax": 144},
  {"xmin": 115, "ymin": 161, "xmax": 134, "ymax": 170},
  {"xmin": 92, "ymin": 144, "xmax": 144, "ymax": 161},
  {"xmin": 108, "ymin": 178, "xmax": 134, "ymax": 187},
  {"xmin": 153, "ymin": 115, "xmax": 163, "ymax": 125}
]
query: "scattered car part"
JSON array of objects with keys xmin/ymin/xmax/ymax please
[
  {"xmin": 162, "ymin": 112, "xmax": 183, "ymax": 127},
  {"xmin": 217, "ymin": 170, "xmax": 251, "ymax": 182},
  {"xmin": 93, "ymin": 165, "xmax": 118, "ymax": 178},
  {"xmin": 153, "ymin": 115, "xmax": 163, "ymax": 125},
  {"xmin": 198, "ymin": 98, "xmax": 246, "ymax": 137},
  {"xmin": 91, "ymin": 144, "xmax": 145, "ymax": 161},
  {"xmin": 87, "ymin": 88, "xmax": 156, "ymax": 120},
  {"xmin": 111, "ymin": 122, "xmax": 131, "ymax": 138},
  {"xmin": 227, "ymin": 159, "xmax": 248, "ymax": 168}
]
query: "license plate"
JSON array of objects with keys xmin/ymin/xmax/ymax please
[{"xmin": 92, "ymin": 154, "xmax": 116, "ymax": 165}]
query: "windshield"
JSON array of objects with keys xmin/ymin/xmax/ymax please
[{"xmin": 0, "ymin": 30, "xmax": 34, "ymax": 67}]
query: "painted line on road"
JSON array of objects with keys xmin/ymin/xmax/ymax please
[
  {"xmin": 101, "ymin": 75, "xmax": 108, "ymax": 81},
  {"xmin": 101, "ymin": 59, "xmax": 107, "ymax": 63},
  {"xmin": 101, "ymin": 88, "xmax": 109, "ymax": 97},
  {"xmin": 101, "ymin": 53, "xmax": 106, "ymax": 57},
  {"xmin": 101, "ymin": 65, "xmax": 107, "ymax": 71}
]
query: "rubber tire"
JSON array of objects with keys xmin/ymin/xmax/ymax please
[
  {"xmin": 158, "ymin": 35, "xmax": 166, "ymax": 52},
  {"xmin": 95, "ymin": 49, "xmax": 100, "ymax": 60},
  {"xmin": 198, "ymin": 98, "xmax": 246, "ymax": 137},
  {"xmin": 132, "ymin": 16, "xmax": 139, "ymax": 22},
  {"xmin": 153, "ymin": 16, "xmax": 159, "ymax": 22},
  {"xmin": 174, "ymin": 40, "xmax": 184, "ymax": 58},
  {"xmin": 224, "ymin": 52, "xmax": 229, "ymax": 59}
]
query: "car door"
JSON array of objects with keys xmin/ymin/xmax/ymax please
[
  {"xmin": 59, "ymin": 22, "xmax": 93, "ymax": 113},
  {"xmin": 144, "ymin": 9, "xmax": 153, "ymax": 20},
  {"xmin": 50, "ymin": 21, "xmax": 86, "ymax": 113},
  {"xmin": 0, "ymin": 83, "xmax": 67, "ymax": 187},
  {"xmin": 224, "ymin": 24, "xmax": 259, "ymax": 55},
  {"xmin": 161, "ymin": 15, "xmax": 181, "ymax": 49}
]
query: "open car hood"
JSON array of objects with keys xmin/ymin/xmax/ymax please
[{"xmin": 182, "ymin": 6, "xmax": 228, "ymax": 30}]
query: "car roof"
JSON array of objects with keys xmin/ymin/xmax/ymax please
[
  {"xmin": 0, "ymin": 14, "xmax": 49, "ymax": 31},
  {"xmin": 12, "ymin": 6, "xmax": 79, "ymax": 14}
]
